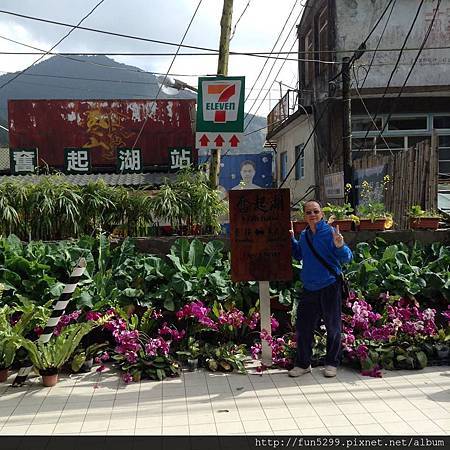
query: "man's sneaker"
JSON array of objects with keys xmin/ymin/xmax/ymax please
[
  {"xmin": 288, "ymin": 366, "xmax": 311, "ymax": 377},
  {"xmin": 323, "ymin": 365, "xmax": 337, "ymax": 377}
]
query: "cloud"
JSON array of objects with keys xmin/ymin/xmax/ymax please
[{"xmin": 0, "ymin": 0, "xmax": 303, "ymax": 115}]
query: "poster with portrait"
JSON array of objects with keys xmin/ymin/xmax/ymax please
[{"xmin": 199, "ymin": 152, "xmax": 273, "ymax": 200}]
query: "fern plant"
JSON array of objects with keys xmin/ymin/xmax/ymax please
[
  {"xmin": 18, "ymin": 322, "xmax": 94, "ymax": 375},
  {"xmin": 0, "ymin": 304, "xmax": 35, "ymax": 370}
]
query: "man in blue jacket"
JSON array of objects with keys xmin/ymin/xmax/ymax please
[{"xmin": 289, "ymin": 200, "xmax": 352, "ymax": 378}]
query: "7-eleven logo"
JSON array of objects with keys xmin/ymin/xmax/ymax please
[{"xmin": 203, "ymin": 80, "xmax": 241, "ymax": 123}]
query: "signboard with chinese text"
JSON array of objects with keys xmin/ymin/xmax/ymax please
[
  {"xmin": 229, "ymin": 189, "xmax": 292, "ymax": 282},
  {"xmin": 10, "ymin": 148, "xmax": 37, "ymax": 174},
  {"xmin": 116, "ymin": 148, "xmax": 142, "ymax": 173},
  {"xmin": 324, "ymin": 172, "xmax": 344, "ymax": 199},
  {"xmin": 64, "ymin": 148, "xmax": 91, "ymax": 174},
  {"xmin": 168, "ymin": 147, "xmax": 193, "ymax": 172},
  {"xmin": 196, "ymin": 76, "xmax": 244, "ymax": 150}
]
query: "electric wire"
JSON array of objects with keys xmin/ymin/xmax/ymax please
[
  {"xmin": 359, "ymin": 0, "xmax": 397, "ymax": 89},
  {"xmin": 0, "ymin": 0, "xmax": 107, "ymax": 91},
  {"xmin": 131, "ymin": 0, "xmax": 202, "ymax": 150},
  {"xmin": 244, "ymin": 0, "xmax": 299, "ymax": 104},
  {"xmin": 358, "ymin": 0, "xmax": 426, "ymax": 147},
  {"xmin": 368, "ymin": 0, "xmax": 442, "ymax": 153},
  {"xmin": 230, "ymin": 0, "xmax": 251, "ymax": 41}
]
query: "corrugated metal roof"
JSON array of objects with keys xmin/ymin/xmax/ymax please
[{"xmin": 0, "ymin": 172, "xmax": 177, "ymax": 187}]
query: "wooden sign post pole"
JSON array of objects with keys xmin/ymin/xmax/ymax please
[{"xmin": 259, "ymin": 280, "xmax": 272, "ymax": 366}]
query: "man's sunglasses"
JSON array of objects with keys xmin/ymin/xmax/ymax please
[{"xmin": 305, "ymin": 209, "xmax": 321, "ymax": 215}]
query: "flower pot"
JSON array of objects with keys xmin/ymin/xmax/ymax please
[
  {"xmin": 436, "ymin": 348, "xmax": 449, "ymax": 359},
  {"xmin": 330, "ymin": 219, "xmax": 353, "ymax": 232},
  {"xmin": 0, "ymin": 368, "xmax": 9, "ymax": 382},
  {"xmin": 187, "ymin": 358, "xmax": 199, "ymax": 371},
  {"xmin": 410, "ymin": 217, "xmax": 440, "ymax": 230},
  {"xmin": 42, "ymin": 374, "xmax": 58, "ymax": 387},
  {"xmin": 358, "ymin": 218, "xmax": 386, "ymax": 231},
  {"xmin": 292, "ymin": 220, "xmax": 308, "ymax": 235}
]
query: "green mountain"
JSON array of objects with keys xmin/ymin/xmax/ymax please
[{"xmin": 0, "ymin": 55, "xmax": 266, "ymax": 153}]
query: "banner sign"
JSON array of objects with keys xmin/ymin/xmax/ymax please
[{"xmin": 229, "ymin": 188, "xmax": 292, "ymax": 282}]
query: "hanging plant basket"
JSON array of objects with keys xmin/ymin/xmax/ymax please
[
  {"xmin": 358, "ymin": 219, "xmax": 386, "ymax": 231},
  {"xmin": 410, "ymin": 217, "xmax": 440, "ymax": 230}
]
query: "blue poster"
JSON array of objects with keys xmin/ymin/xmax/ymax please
[{"xmin": 199, "ymin": 152, "xmax": 273, "ymax": 197}]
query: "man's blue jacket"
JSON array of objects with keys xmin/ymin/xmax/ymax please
[{"xmin": 291, "ymin": 219, "xmax": 353, "ymax": 292}]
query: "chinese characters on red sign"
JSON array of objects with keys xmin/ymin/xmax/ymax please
[{"xmin": 229, "ymin": 189, "xmax": 292, "ymax": 282}]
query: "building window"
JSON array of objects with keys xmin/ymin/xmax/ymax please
[
  {"xmin": 387, "ymin": 116, "xmax": 428, "ymax": 131},
  {"xmin": 439, "ymin": 135, "xmax": 450, "ymax": 180},
  {"xmin": 295, "ymin": 145, "xmax": 305, "ymax": 180},
  {"xmin": 280, "ymin": 151, "xmax": 288, "ymax": 181},
  {"xmin": 318, "ymin": 8, "xmax": 328, "ymax": 74},
  {"xmin": 434, "ymin": 115, "xmax": 450, "ymax": 129},
  {"xmin": 305, "ymin": 29, "xmax": 314, "ymax": 86}
]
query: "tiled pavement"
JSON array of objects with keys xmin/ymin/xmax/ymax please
[{"xmin": 0, "ymin": 365, "xmax": 448, "ymax": 436}]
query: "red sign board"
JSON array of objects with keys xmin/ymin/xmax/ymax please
[
  {"xmin": 8, "ymin": 99, "xmax": 195, "ymax": 169},
  {"xmin": 229, "ymin": 189, "xmax": 292, "ymax": 282}
]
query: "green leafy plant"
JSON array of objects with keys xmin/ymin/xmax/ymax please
[
  {"xmin": 202, "ymin": 342, "xmax": 247, "ymax": 373},
  {"xmin": 0, "ymin": 304, "xmax": 36, "ymax": 369},
  {"xmin": 407, "ymin": 205, "xmax": 441, "ymax": 219},
  {"xmin": 18, "ymin": 322, "xmax": 95, "ymax": 375}
]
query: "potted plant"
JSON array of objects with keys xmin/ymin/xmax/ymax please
[
  {"xmin": 18, "ymin": 322, "xmax": 94, "ymax": 386},
  {"xmin": 407, "ymin": 205, "xmax": 441, "ymax": 230},
  {"xmin": 291, "ymin": 205, "xmax": 307, "ymax": 235},
  {"xmin": 322, "ymin": 203, "xmax": 359, "ymax": 231},
  {"xmin": 70, "ymin": 342, "xmax": 108, "ymax": 373},
  {"xmin": 356, "ymin": 177, "xmax": 393, "ymax": 231},
  {"xmin": 0, "ymin": 305, "xmax": 35, "ymax": 382},
  {"xmin": 176, "ymin": 337, "xmax": 201, "ymax": 371},
  {"xmin": 357, "ymin": 202, "xmax": 392, "ymax": 231}
]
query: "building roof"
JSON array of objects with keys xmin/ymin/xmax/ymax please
[{"xmin": 0, "ymin": 172, "xmax": 177, "ymax": 188}]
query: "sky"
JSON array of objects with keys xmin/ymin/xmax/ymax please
[{"xmin": 0, "ymin": 0, "xmax": 304, "ymax": 116}]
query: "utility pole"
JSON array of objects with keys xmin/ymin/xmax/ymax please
[
  {"xmin": 342, "ymin": 56, "xmax": 354, "ymax": 208},
  {"xmin": 209, "ymin": 0, "xmax": 233, "ymax": 189}
]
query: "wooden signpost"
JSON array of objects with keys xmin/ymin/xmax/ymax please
[{"xmin": 229, "ymin": 188, "xmax": 292, "ymax": 366}]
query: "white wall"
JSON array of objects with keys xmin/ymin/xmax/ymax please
[
  {"xmin": 275, "ymin": 114, "xmax": 316, "ymax": 206},
  {"xmin": 335, "ymin": 0, "xmax": 450, "ymax": 89}
]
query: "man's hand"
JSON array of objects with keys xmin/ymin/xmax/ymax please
[
  {"xmin": 332, "ymin": 224, "xmax": 344, "ymax": 248},
  {"xmin": 289, "ymin": 220, "xmax": 294, "ymax": 238}
]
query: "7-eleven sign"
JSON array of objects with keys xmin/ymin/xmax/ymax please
[{"xmin": 196, "ymin": 76, "xmax": 245, "ymax": 134}]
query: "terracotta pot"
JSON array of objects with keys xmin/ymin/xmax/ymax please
[
  {"xmin": 330, "ymin": 219, "xmax": 353, "ymax": 232},
  {"xmin": 358, "ymin": 218, "xmax": 386, "ymax": 231},
  {"xmin": 410, "ymin": 217, "xmax": 439, "ymax": 230},
  {"xmin": 42, "ymin": 373, "xmax": 58, "ymax": 387},
  {"xmin": 0, "ymin": 368, "xmax": 9, "ymax": 382},
  {"xmin": 292, "ymin": 220, "xmax": 308, "ymax": 235}
]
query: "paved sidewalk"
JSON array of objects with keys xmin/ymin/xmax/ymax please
[{"xmin": 0, "ymin": 365, "xmax": 448, "ymax": 436}]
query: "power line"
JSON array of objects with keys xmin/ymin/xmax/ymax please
[
  {"xmin": 131, "ymin": 0, "xmax": 202, "ymax": 150},
  {"xmin": 369, "ymin": 0, "xmax": 442, "ymax": 152},
  {"xmin": 0, "ymin": 9, "xmax": 448, "ymax": 56},
  {"xmin": 359, "ymin": 0, "xmax": 397, "ymax": 88},
  {"xmin": 230, "ymin": 0, "xmax": 251, "ymax": 41},
  {"xmin": 279, "ymin": 101, "xmax": 330, "ymax": 188},
  {"xmin": 244, "ymin": 0, "xmax": 299, "ymax": 104},
  {"xmin": 0, "ymin": 0, "xmax": 107, "ymax": 91},
  {"xmin": 245, "ymin": 35, "xmax": 298, "ymax": 130},
  {"xmin": 358, "ymin": 0, "xmax": 425, "ymax": 147}
]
